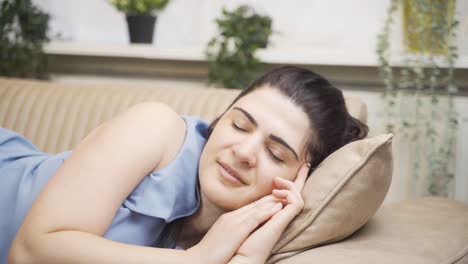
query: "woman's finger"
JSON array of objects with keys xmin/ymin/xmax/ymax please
[
  {"xmin": 273, "ymin": 176, "xmax": 294, "ymax": 190},
  {"xmin": 271, "ymin": 190, "xmax": 289, "ymax": 205},
  {"xmin": 272, "ymin": 190, "xmax": 302, "ymax": 213},
  {"xmin": 237, "ymin": 201, "xmax": 285, "ymax": 235},
  {"xmin": 235, "ymin": 203, "xmax": 300, "ymax": 262},
  {"xmin": 234, "ymin": 196, "xmax": 286, "ymax": 229},
  {"xmin": 273, "ymin": 177, "xmax": 303, "ymax": 204},
  {"xmin": 231, "ymin": 194, "xmax": 275, "ymax": 215},
  {"xmin": 272, "ymin": 189, "xmax": 288, "ymax": 198},
  {"xmin": 294, "ymin": 163, "xmax": 309, "ymax": 191}
]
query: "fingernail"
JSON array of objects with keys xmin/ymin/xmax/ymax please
[{"xmin": 274, "ymin": 203, "xmax": 282, "ymax": 209}]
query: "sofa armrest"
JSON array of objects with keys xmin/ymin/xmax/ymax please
[{"xmin": 277, "ymin": 197, "xmax": 468, "ymax": 264}]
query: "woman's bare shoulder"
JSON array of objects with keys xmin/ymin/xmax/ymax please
[
  {"xmin": 126, "ymin": 102, "xmax": 187, "ymax": 170},
  {"xmin": 106, "ymin": 102, "xmax": 186, "ymax": 169}
]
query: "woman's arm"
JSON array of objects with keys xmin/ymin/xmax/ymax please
[
  {"xmin": 9, "ymin": 231, "xmax": 190, "ymax": 263},
  {"xmin": 8, "ymin": 102, "xmax": 190, "ymax": 264}
]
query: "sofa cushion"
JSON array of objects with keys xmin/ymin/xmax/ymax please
[
  {"xmin": 275, "ymin": 197, "xmax": 468, "ymax": 264},
  {"xmin": 268, "ymin": 133, "xmax": 393, "ymax": 263}
]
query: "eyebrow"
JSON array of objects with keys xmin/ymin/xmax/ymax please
[{"xmin": 233, "ymin": 107, "xmax": 299, "ymax": 161}]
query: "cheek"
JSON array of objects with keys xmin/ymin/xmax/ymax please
[
  {"xmin": 257, "ymin": 164, "xmax": 297, "ymax": 191},
  {"xmin": 255, "ymin": 163, "xmax": 283, "ymax": 192},
  {"xmin": 203, "ymin": 126, "xmax": 230, "ymax": 156},
  {"xmin": 208, "ymin": 121, "xmax": 239, "ymax": 147}
]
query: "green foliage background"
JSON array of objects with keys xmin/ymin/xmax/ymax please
[
  {"xmin": 109, "ymin": 0, "xmax": 170, "ymax": 15},
  {"xmin": 206, "ymin": 5, "xmax": 272, "ymax": 89},
  {"xmin": 0, "ymin": 0, "xmax": 50, "ymax": 79}
]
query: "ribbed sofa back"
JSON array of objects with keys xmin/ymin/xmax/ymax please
[{"xmin": 0, "ymin": 78, "xmax": 366, "ymax": 153}]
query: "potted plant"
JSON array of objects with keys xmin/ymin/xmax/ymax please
[
  {"xmin": 0, "ymin": 0, "xmax": 50, "ymax": 79},
  {"xmin": 376, "ymin": 0, "xmax": 458, "ymax": 197},
  {"xmin": 206, "ymin": 5, "xmax": 272, "ymax": 89},
  {"xmin": 109, "ymin": 0, "xmax": 170, "ymax": 44}
]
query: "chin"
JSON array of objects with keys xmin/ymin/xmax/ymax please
[{"xmin": 207, "ymin": 190, "xmax": 243, "ymax": 211}]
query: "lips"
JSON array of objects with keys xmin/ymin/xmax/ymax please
[{"xmin": 217, "ymin": 161, "xmax": 247, "ymax": 185}]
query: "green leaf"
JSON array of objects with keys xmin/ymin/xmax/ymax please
[
  {"xmin": 205, "ymin": 5, "xmax": 272, "ymax": 89},
  {"xmin": 109, "ymin": 0, "xmax": 169, "ymax": 15},
  {"xmin": 0, "ymin": 0, "xmax": 49, "ymax": 79}
]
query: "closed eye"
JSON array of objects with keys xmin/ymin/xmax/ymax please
[
  {"xmin": 233, "ymin": 121, "xmax": 285, "ymax": 163},
  {"xmin": 232, "ymin": 122, "xmax": 247, "ymax": 132},
  {"xmin": 267, "ymin": 147, "xmax": 284, "ymax": 163}
]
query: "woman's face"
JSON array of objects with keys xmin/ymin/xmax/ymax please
[{"xmin": 198, "ymin": 87, "xmax": 311, "ymax": 210}]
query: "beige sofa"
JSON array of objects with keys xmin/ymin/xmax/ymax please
[{"xmin": 1, "ymin": 77, "xmax": 468, "ymax": 263}]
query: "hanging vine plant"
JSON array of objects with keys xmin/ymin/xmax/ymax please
[
  {"xmin": 206, "ymin": 5, "xmax": 272, "ymax": 89},
  {"xmin": 376, "ymin": 0, "xmax": 459, "ymax": 196}
]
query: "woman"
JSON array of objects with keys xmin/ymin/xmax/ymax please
[{"xmin": 2, "ymin": 66, "xmax": 367, "ymax": 264}]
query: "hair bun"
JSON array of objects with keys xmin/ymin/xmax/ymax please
[{"xmin": 343, "ymin": 115, "xmax": 368, "ymax": 144}]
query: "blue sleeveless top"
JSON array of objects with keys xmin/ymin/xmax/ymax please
[{"xmin": 0, "ymin": 116, "xmax": 208, "ymax": 263}]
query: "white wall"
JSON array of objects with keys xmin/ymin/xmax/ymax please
[{"xmin": 32, "ymin": 0, "xmax": 468, "ymax": 59}]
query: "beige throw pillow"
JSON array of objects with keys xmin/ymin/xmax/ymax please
[{"xmin": 267, "ymin": 134, "xmax": 393, "ymax": 263}]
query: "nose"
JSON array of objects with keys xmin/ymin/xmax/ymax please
[{"xmin": 232, "ymin": 135, "xmax": 261, "ymax": 167}]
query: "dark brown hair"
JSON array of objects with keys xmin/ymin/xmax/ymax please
[{"xmin": 206, "ymin": 66, "xmax": 368, "ymax": 176}]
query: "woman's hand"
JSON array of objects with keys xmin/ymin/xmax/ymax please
[
  {"xmin": 187, "ymin": 194, "xmax": 283, "ymax": 264},
  {"xmin": 229, "ymin": 163, "xmax": 309, "ymax": 264}
]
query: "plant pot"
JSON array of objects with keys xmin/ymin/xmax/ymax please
[{"xmin": 126, "ymin": 15, "xmax": 157, "ymax": 44}]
